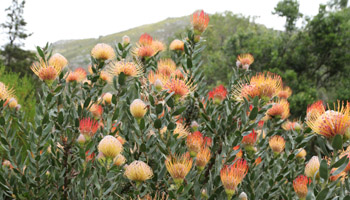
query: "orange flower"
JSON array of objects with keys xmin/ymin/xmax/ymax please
[
  {"xmin": 79, "ymin": 118, "xmax": 99, "ymax": 139},
  {"xmin": 293, "ymin": 175, "xmax": 311, "ymax": 199},
  {"xmin": 173, "ymin": 122, "xmax": 190, "ymax": 138},
  {"xmin": 236, "ymin": 54, "xmax": 254, "ymax": 70},
  {"xmin": 165, "ymin": 152, "xmax": 193, "ymax": 185},
  {"xmin": 250, "ymin": 72, "xmax": 283, "ymax": 100},
  {"xmin": 269, "ymin": 135, "xmax": 285, "ymax": 154},
  {"xmin": 233, "ymin": 146, "xmax": 243, "ymax": 158},
  {"xmin": 186, "ymin": 131, "xmax": 204, "ymax": 156},
  {"xmin": 0, "ymin": 82, "xmax": 14, "ymax": 101},
  {"xmin": 48, "ymin": 53, "xmax": 68, "ymax": 70},
  {"xmin": 266, "ymin": 99, "xmax": 290, "ymax": 119},
  {"xmin": 340, "ymin": 146, "xmax": 350, "ymax": 172},
  {"xmin": 147, "ymin": 70, "xmax": 169, "ymax": 88},
  {"xmin": 282, "ymin": 120, "xmax": 302, "ymax": 131},
  {"xmin": 254, "ymin": 157, "xmax": 262, "ymax": 166},
  {"xmin": 91, "ymin": 43, "xmax": 115, "ymax": 60},
  {"xmin": 329, "ymin": 168, "xmax": 347, "ymax": 182},
  {"xmin": 151, "ymin": 40, "xmax": 165, "ymax": 53},
  {"xmin": 191, "ymin": 10, "xmax": 210, "ymax": 33},
  {"xmin": 85, "ymin": 151, "xmax": 95, "ymax": 162},
  {"xmin": 173, "ymin": 68, "xmax": 184, "ymax": 79},
  {"xmin": 65, "ymin": 71, "xmax": 79, "ymax": 82},
  {"xmin": 306, "ymin": 101, "xmax": 350, "ymax": 138},
  {"xmin": 90, "ymin": 104, "xmax": 103, "ymax": 119},
  {"xmin": 304, "ymin": 156, "xmax": 320, "ymax": 178},
  {"xmin": 241, "ymin": 129, "xmax": 257, "ymax": 147},
  {"xmin": 74, "ymin": 67, "xmax": 87, "ymax": 81},
  {"xmin": 164, "ymin": 77, "xmax": 196, "ymax": 100},
  {"xmin": 139, "ymin": 33, "xmax": 153, "ymax": 46},
  {"xmin": 278, "ymin": 86, "xmax": 292, "ymax": 99},
  {"xmin": 31, "ymin": 60, "xmax": 62, "ymax": 83},
  {"xmin": 208, "ymin": 85, "xmax": 227, "ymax": 104},
  {"xmin": 220, "ymin": 159, "xmax": 248, "ymax": 198},
  {"xmin": 108, "ymin": 60, "xmax": 143, "ymax": 77},
  {"xmin": 135, "ymin": 45, "xmax": 156, "ymax": 58},
  {"xmin": 196, "ymin": 147, "xmax": 211, "ymax": 171},
  {"xmin": 157, "ymin": 59, "xmax": 176, "ymax": 77},
  {"xmin": 232, "ymin": 83, "xmax": 260, "ymax": 102},
  {"xmin": 169, "ymin": 39, "xmax": 184, "ymax": 51},
  {"xmin": 100, "ymin": 71, "xmax": 112, "ymax": 83},
  {"xmin": 306, "ymin": 100, "xmax": 325, "ymax": 119},
  {"xmin": 203, "ymin": 137, "xmax": 212, "ymax": 147}
]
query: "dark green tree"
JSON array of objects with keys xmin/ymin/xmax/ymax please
[
  {"xmin": 0, "ymin": 0, "xmax": 35, "ymax": 75},
  {"xmin": 273, "ymin": 0, "xmax": 302, "ymax": 33}
]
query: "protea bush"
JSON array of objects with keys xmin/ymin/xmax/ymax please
[{"xmin": 1, "ymin": 10, "xmax": 350, "ymax": 200}]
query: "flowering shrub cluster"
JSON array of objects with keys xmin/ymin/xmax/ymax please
[{"xmin": 1, "ymin": 10, "xmax": 350, "ymax": 200}]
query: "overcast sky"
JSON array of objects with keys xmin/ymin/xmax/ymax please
[{"xmin": 0, "ymin": 0, "xmax": 329, "ymax": 50}]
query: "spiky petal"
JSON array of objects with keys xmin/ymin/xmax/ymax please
[
  {"xmin": 164, "ymin": 77, "xmax": 196, "ymax": 100},
  {"xmin": 79, "ymin": 118, "xmax": 99, "ymax": 139},
  {"xmin": 293, "ymin": 175, "xmax": 311, "ymax": 199},
  {"xmin": 266, "ymin": 99, "xmax": 290, "ymax": 119},
  {"xmin": 48, "ymin": 53, "xmax": 68, "ymax": 70},
  {"xmin": 31, "ymin": 61, "xmax": 62, "ymax": 82},
  {"xmin": 157, "ymin": 59, "xmax": 177, "ymax": 77},
  {"xmin": 170, "ymin": 39, "xmax": 184, "ymax": 51},
  {"xmin": 250, "ymin": 72, "xmax": 283, "ymax": 99},
  {"xmin": 269, "ymin": 135, "xmax": 285, "ymax": 154},
  {"xmin": 91, "ymin": 43, "xmax": 115, "ymax": 60},
  {"xmin": 208, "ymin": 85, "xmax": 227, "ymax": 104},
  {"xmin": 237, "ymin": 54, "xmax": 254, "ymax": 70},
  {"xmin": 108, "ymin": 60, "xmax": 143, "ymax": 77},
  {"xmin": 220, "ymin": 159, "xmax": 248, "ymax": 198},
  {"xmin": 191, "ymin": 10, "xmax": 210, "ymax": 33},
  {"xmin": 124, "ymin": 160, "xmax": 153, "ymax": 182},
  {"xmin": 196, "ymin": 147, "xmax": 211, "ymax": 171},
  {"xmin": 165, "ymin": 152, "xmax": 193, "ymax": 185},
  {"xmin": 186, "ymin": 131, "xmax": 204, "ymax": 156}
]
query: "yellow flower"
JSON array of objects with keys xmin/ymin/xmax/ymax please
[
  {"xmin": 130, "ymin": 99, "xmax": 147, "ymax": 119},
  {"xmin": 151, "ymin": 40, "xmax": 166, "ymax": 53},
  {"xmin": 91, "ymin": 43, "xmax": 115, "ymax": 60},
  {"xmin": 250, "ymin": 72, "xmax": 283, "ymax": 99},
  {"xmin": 278, "ymin": 86, "xmax": 292, "ymax": 99},
  {"xmin": 232, "ymin": 82, "xmax": 260, "ymax": 102},
  {"xmin": 196, "ymin": 147, "xmax": 211, "ymax": 171},
  {"xmin": 48, "ymin": 53, "xmax": 68, "ymax": 70},
  {"xmin": 165, "ymin": 152, "xmax": 193, "ymax": 185},
  {"xmin": 102, "ymin": 92, "xmax": 113, "ymax": 104},
  {"xmin": 31, "ymin": 60, "xmax": 62, "ymax": 83},
  {"xmin": 124, "ymin": 160, "xmax": 153, "ymax": 182},
  {"xmin": 0, "ymin": 82, "xmax": 14, "ymax": 101},
  {"xmin": 296, "ymin": 148, "xmax": 307, "ymax": 159},
  {"xmin": 304, "ymin": 156, "xmax": 320, "ymax": 178},
  {"xmin": 266, "ymin": 99, "xmax": 290, "ymax": 119},
  {"xmin": 169, "ymin": 39, "xmax": 184, "ymax": 51},
  {"xmin": 306, "ymin": 101, "xmax": 350, "ymax": 138},
  {"xmin": 157, "ymin": 59, "xmax": 176, "ymax": 77},
  {"xmin": 269, "ymin": 135, "xmax": 285, "ymax": 154},
  {"xmin": 108, "ymin": 60, "xmax": 143, "ymax": 77},
  {"xmin": 236, "ymin": 53, "xmax": 254, "ymax": 70},
  {"xmin": 164, "ymin": 77, "xmax": 196, "ymax": 100},
  {"xmin": 174, "ymin": 122, "xmax": 190, "ymax": 138},
  {"xmin": 113, "ymin": 154, "xmax": 126, "ymax": 166},
  {"xmin": 98, "ymin": 135, "xmax": 123, "ymax": 159}
]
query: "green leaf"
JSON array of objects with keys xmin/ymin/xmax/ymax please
[
  {"xmin": 187, "ymin": 58, "xmax": 192, "ymax": 69},
  {"xmin": 0, "ymin": 117, "xmax": 4, "ymax": 126},
  {"xmin": 36, "ymin": 46, "xmax": 46, "ymax": 62},
  {"xmin": 172, "ymin": 107, "xmax": 186, "ymax": 116},
  {"xmin": 140, "ymin": 143, "xmax": 147, "ymax": 152},
  {"xmin": 118, "ymin": 72, "xmax": 126, "ymax": 85},
  {"xmin": 332, "ymin": 157, "xmax": 349, "ymax": 176},
  {"xmin": 332, "ymin": 155, "xmax": 347, "ymax": 168},
  {"xmin": 154, "ymin": 119, "xmax": 162, "ymax": 129},
  {"xmin": 58, "ymin": 112, "xmax": 64, "ymax": 125},
  {"xmin": 320, "ymin": 159, "xmax": 328, "ymax": 181},
  {"xmin": 316, "ymin": 188, "xmax": 329, "ymax": 200},
  {"xmin": 84, "ymin": 97, "xmax": 91, "ymax": 108},
  {"xmin": 332, "ymin": 134, "xmax": 343, "ymax": 150},
  {"xmin": 156, "ymin": 104, "xmax": 163, "ymax": 114},
  {"xmin": 249, "ymin": 107, "xmax": 258, "ymax": 120}
]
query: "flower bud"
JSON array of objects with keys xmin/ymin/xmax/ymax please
[
  {"xmin": 98, "ymin": 135, "xmax": 123, "ymax": 159},
  {"xmin": 239, "ymin": 192, "xmax": 248, "ymax": 200},
  {"xmin": 154, "ymin": 79, "xmax": 163, "ymax": 91},
  {"xmin": 103, "ymin": 92, "xmax": 113, "ymax": 104},
  {"xmin": 191, "ymin": 121, "xmax": 199, "ymax": 132},
  {"xmin": 8, "ymin": 98, "xmax": 17, "ymax": 108},
  {"xmin": 122, "ymin": 35, "xmax": 130, "ymax": 46},
  {"xmin": 113, "ymin": 154, "xmax": 126, "ymax": 166},
  {"xmin": 77, "ymin": 134, "xmax": 86, "ymax": 144},
  {"xmin": 305, "ymin": 156, "xmax": 320, "ymax": 178},
  {"xmin": 130, "ymin": 99, "xmax": 147, "ymax": 119}
]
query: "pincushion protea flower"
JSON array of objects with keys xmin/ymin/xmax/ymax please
[
  {"xmin": 306, "ymin": 101, "xmax": 350, "ymax": 138},
  {"xmin": 233, "ymin": 146, "xmax": 243, "ymax": 158},
  {"xmin": 278, "ymin": 86, "xmax": 292, "ymax": 99},
  {"xmin": 232, "ymin": 83, "xmax": 260, "ymax": 102},
  {"xmin": 173, "ymin": 122, "xmax": 190, "ymax": 138},
  {"xmin": 48, "ymin": 53, "xmax": 68, "ymax": 70},
  {"xmin": 91, "ymin": 43, "xmax": 115, "ymax": 60},
  {"xmin": 191, "ymin": 10, "xmax": 210, "ymax": 33},
  {"xmin": 269, "ymin": 135, "xmax": 285, "ymax": 154},
  {"xmin": 125, "ymin": 160, "xmax": 153, "ymax": 184},
  {"xmin": 157, "ymin": 59, "xmax": 177, "ymax": 77},
  {"xmin": 196, "ymin": 147, "xmax": 211, "ymax": 171},
  {"xmin": 0, "ymin": 82, "xmax": 14, "ymax": 101},
  {"xmin": 113, "ymin": 154, "xmax": 126, "ymax": 166},
  {"xmin": 165, "ymin": 152, "xmax": 193, "ymax": 185},
  {"xmin": 306, "ymin": 100, "xmax": 325, "ymax": 119},
  {"xmin": 31, "ymin": 60, "xmax": 62, "ymax": 84},
  {"xmin": 102, "ymin": 92, "xmax": 113, "ymax": 104},
  {"xmin": 250, "ymin": 72, "xmax": 283, "ymax": 100},
  {"xmin": 169, "ymin": 39, "xmax": 184, "ymax": 51},
  {"xmin": 130, "ymin": 99, "xmax": 147, "ymax": 119},
  {"xmin": 208, "ymin": 85, "xmax": 227, "ymax": 104},
  {"xmin": 139, "ymin": 33, "xmax": 153, "ymax": 46},
  {"xmin": 108, "ymin": 60, "xmax": 143, "ymax": 77},
  {"xmin": 296, "ymin": 148, "xmax": 307, "ymax": 159},
  {"xmin": 151, "ymin": 40, "xmax": 165, "ymax": 53},
  {"xmin": 186, "ymin": 131, "xmax": 204, "ymax": 157},
  {"xmin": 135, "ymin": 45, "xmax": 156, "ymax": 58},
  {"xmin": 74, "ymin": 67, "xmax": 87, "ymax": 81},
  {"xmin": 79, "ymin": 118, "xmax": 98, "ymax": 140},
  {"xmin": 164, "ymin": 77, "xmax": 196, "ymax": 101},
  {"xmin": 100, "ymin": 71, "xmax": 112, "ymax": 83},
  {"xmin": 241, "ymin": 129, "xmax": 257, "ymax": 148},
  {"xmin": 236, "ymin": 54, "xmax": 254, "ymax": 70},
  {"xmin": 293, "ymin": 175, "xmax": 311, "ymax": 199},
  {"xmin": 305, "ymin": 156, "xmax": 320, "ymax": 178},
  {"xmin": 65, "ymin": 71, "xmax": 79, "ymax": 82},
  {"xmin": 148, "ymin": 71, "xmax": 169, "ymax": 87},
  {"xmin": 266, "ymin": 99, "xmax": 290, "ymax": 119},
  {"xmin": 220, "ymin": 159, "xmax": 248, "ymax": 199},
  {"xmin": 282, "ymin": 120, "xmax": 302, "ymax": 131},
  {"xmin": 98, "ymin": 135, "xmax": 123, "ymax": 159},
  {"xmin": 340, "ymin": 146, "xmax": 350, "ymax": 172},
  {"xmin": 122, "ymin": 35, "xmax": 130, "ymax": 46},
  {"xmin": 90, "ymin": 104, "xmax": 103, "ymax": 119}
]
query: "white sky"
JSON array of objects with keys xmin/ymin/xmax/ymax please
[{"xmin": 0, "ymin": 0, "xmax": 329, "ymax": 50}]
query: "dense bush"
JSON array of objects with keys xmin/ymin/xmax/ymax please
[{"xmin": 1, "ymin": 10, "xmax": 350, "ymax": 200}]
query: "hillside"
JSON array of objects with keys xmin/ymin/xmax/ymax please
[{"xmin": 52, "ymin": 16, "xmax": 190, "ymax": 68}]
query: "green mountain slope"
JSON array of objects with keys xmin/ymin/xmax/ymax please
[{"xmin": 52, "ymin": 16, "xmax": 190, "ymax": 68}]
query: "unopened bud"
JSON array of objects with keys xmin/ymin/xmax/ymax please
[
  {"xmin": 122, "ymin": 35, "xmax": 130, "ymax": 46},
  {"xmin": 77, "ymin": 134, "xmax": 86, "ymax": 144},
  {"xmin": 239, "ymin": 192, "xmax": 248, "ymax": 200},
  {"xmin": 154, "ymin": 79, "xmax": 163, "ymax": 91}
]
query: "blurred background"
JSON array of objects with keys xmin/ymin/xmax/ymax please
[{"xmin": 0, "ymin": 0, "xmax": 349, "ymax": 120}]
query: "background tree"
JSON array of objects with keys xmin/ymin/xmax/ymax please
[
  {"xmin": 272, "ymin": 0, "xmax": 302, "ymax": 33},
  {"xmin": 0, "ymin": 0, "xmax": 35, "ymax": 75}
]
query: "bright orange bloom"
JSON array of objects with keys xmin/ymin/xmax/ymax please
[
  {"xmin": 250, "ymin": 72, "xmax": 283, "ymax": 99},
  {"xmin": 100, "ymin": 71, "xmax": 112, "ymax": 83},
  {"xmin": 31, "ymin": 60, "xmax": 62, "ymax": 83},
  {"xmin": 48, "ymin": 53, "xmax": 68, "ymax": 70},
  {"xmin": 169, "ymin": 39, "xmax": 184, "ymax": 51},
  {"xmin": 306, "ymin": 100, "xmax": 325, "ymax": 119},
  {"xmin": 340, "ymin": 146, "xmax": 350, "ymax": 172},
  {"xmin": 85, "ymin": 150, "xmax": 95, "ymax": 162},
  {"xmin": 151, "ymin": 40, "xmax": 165, "ymax": 53},
  {"xmin": 157, "ymin": 59, "xmax": 177, "ymax": 77},
  {"xmin": 203, "ymin": 136, "xmax": 212, "ymax": 147},
  {"xmin": 79, "ymin": 118, "xmax": 99, "ymax": 139},
  {"xmin": 282, "ymin": 120, "xmax": 302, "ymax": 131},
  {"xmin": 233, "ymin": 146, "xmax": 243, "ymax": 158},
  {"xmin": 237, "ymin": 54, "xmax": 254, "ymax": 70},
  {"xmin": 186, "ymin": 131, "xmax": 204, "ymax": 156},
  {"xmin": 165, "ymin": 152, "xmax": 193, "ymax": 185},
  {"xmin": 306, "ymin": 101, "xmax": 350, "ymax": 138},
  {"xmin": 91, "ymin": 43, "xmax": 115, "ymax": 60},
  {"xmin": 135, "ymin": 45, "xmax": 156, "ymax": 58},
  {"xmin": 241, "ymin": 129, "xmax": 257, "ymax": 146},
  {"xmin": 196, "ymin": 147, "xmax": 211, "ymax": 170},
  {"xmin": 278, "ymin": 86, "xmax": 292, "ymax": 99},
  {"xmin": 74, "ymin": 67, "xmax": 87, "ymax": 81},
  {"xmin": 164, "ymin": 77, "xmax": 196, "ymax": 100},
  {"xmin": 139, "ymin": 33, "xmax": 153, "ymax": 46},
  {"xmin": 269, "ymin": 135, "xmax": 285, "ymax": 153},
  {"xmin": 293, "ymin": 175, "xmax": 311, "ymax": 199},
  {"xmin": 254, "ymin": 157, "xmax": 262, "ymax": 166},
  {"xmin": 108, "ymin": 60, "xmax": 143, "ymax": 77},
  {"xmin": 232, "ymin": 83, "xmax": 260, "ymax": 102},
  {"xmin": 191, "ymin": 10, "xmax": 210, "ymax": 33},
  {"xmin": 220, "ymin": 159, "xmax": 248, "ymax": 198},
  {"xmin": 65, "ymin": 71, "xmax": 79, "ymax": 82},
  {"xmin": 90, "ymin": 104, "xmax": 103, "ymax": 119},
  {"xmin": 208, "ymin": 85, "xmax": 227, "ymax": 104},
  {"xmin": 266, "ymin": 99, "xmax": 290, "ymax": 119},
  {"xmin": 329, "ymin": 168, "xmax": 347, "ymax": 182}
]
